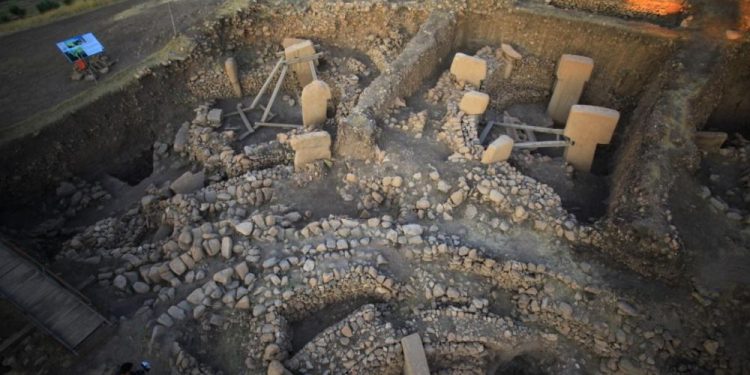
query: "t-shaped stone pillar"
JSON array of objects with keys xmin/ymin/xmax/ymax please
[
  {"xmin": 481, "ymin": 135, "xmax": 514, "ymax": 164},
  {"xmin": 301, "ymin": 80, "xmax": 331, "ymax": 129},
  {"xmin": 547, "ymin": 54, "xmax": 594, "ymax": 124},
  {"xmin": 284, "ymin": 40, "xmax": 317, "ymax": 89},
  {"xmin": 459, "ymin": 90, "xmax": 490, "ymax": 115},
  {"xmin": 450, "ymin": 53, "xmax": 487, "ymax": 87},
  {"xmin": 563, "ymin": 105, "xmax": 619, "ymax": 172},
  {"xmin": 289, "ymin": 131, "xmax": 331, "ymax": 171}
]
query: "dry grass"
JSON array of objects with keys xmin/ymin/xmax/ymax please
[{"xmin": 0, "ymin": 0, "xmax": 124, "ymax": 36}]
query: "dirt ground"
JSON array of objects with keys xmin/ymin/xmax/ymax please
[
  {"xmin": 0, "ymin": 0, "xmax": 221, "ymax": 132},
  {"xmin": 0, "ymin": 0, "xmax": 749, "ymax": 374}
]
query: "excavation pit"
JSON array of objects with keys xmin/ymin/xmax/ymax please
[{"xmin": 0, "ymin": 1, "xmax": 749, "ymax": 374}]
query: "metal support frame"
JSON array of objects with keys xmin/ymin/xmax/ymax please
[
  {"xmin": 512, "ymin": 140, "xmax": 570, "ymax": 149},
  {"xmin": 226, "ymin": 51, "xmax": 326, "ymax": 139},
  {"xmin": 261, "ymin": 65, "xmax": 288, "ymax": 123},
  {"xmin": 483, "ymin": 121, "xmax": 571, "ymax": 149},
  {"xmin": 254, "ymin": 122, "xmax": 302, "ymax": 129}
]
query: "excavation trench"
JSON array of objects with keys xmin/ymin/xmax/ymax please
[{"xmin": 0, "ymin": 3, "xmax": 747, "ymax": 373}]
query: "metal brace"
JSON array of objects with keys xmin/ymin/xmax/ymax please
[{"xmin": 481, "ymin": 121, "xmax": 571, "ymax": 149}]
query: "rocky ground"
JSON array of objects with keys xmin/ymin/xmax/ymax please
[
  {"xmin": 0, "ymin": 1, "xmax": 749, "ymax": 374},
  {"xmin": 3, "ymin": 47, "xmax": 749, "ymax": 374}
]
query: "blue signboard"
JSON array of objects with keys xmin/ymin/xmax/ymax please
[{"xmin": 56, "ymin": 33, "xmax": 104, "ymax": 63}]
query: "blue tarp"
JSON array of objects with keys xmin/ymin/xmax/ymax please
[{"xmin": 56, "ymin": 32, "xmax": 104, "ymax": 63}]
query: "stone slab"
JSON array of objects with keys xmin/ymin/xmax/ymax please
[
  {"xmin": 563, "ymin": 105, "xmax": 619, "ymax": 172},
  {"xmin": 450, "ymin": 53, "xmax": 487, "ymax": 87},
  {"xmin": 459, "ymin": 90, "xmax": 490, "ymax": 115},
  {"xmin": 401, "ymin": 333, "xmax": 430, "ymax": 375}
]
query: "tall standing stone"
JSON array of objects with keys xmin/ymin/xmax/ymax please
[
  {"xmin": 563, "ymin": 105, "xmax": 619, "ymax": 172},
  {"xmin": 401, "ymin": 334, "xmax": 430, "ymax": 375},
  {"xmin": 301, "ymin": 80, "xmax": 331, "ymax": 128},
  {"xmin": 224, "ymin": 57, "xmax": 242, "ymax": 98},
  {"xmin": 284, "ymin": 40, "xmax": 317, "ymax": 88},
  {"xmin": 547, "ymin": 54, "xmax": 594, "ymax": 123}
]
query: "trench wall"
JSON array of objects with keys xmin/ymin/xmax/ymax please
[
  {"xmin": 0, "ymin": 65, "xmax": 194, "ymax": 211},
  {"xmin": 704, "ymin": 45, "xmax": 750, "ymax": 136},
  {"xmin": 457, "ymin": 4, "xmax": 678, "ymax": 117},
  {"xmin": 543, "ymin": 0, "xmax": 687, "ymax": 26},
  {"xmin": 336, "ymin": 11, "xmax": 457, "ymax": 159},
  {"xmin": 0, "ymin": 2, "xmax": 429, "ymax": 212}
]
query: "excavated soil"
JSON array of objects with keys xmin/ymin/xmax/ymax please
[{"xmin": 0, "ymin": 1, "xmax": 749, "ymax": 374}]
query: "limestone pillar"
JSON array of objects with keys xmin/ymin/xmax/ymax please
[
  {"xmin": 450, "ymin": 53, "xmax": 487, "ymax": 87},
  {"xmin": 224, "ymin": 57, "xmax": 242, "ymax": 98},
  {"xmin": 284, "ymin": 40, "xmax": 317, "ymax": 88},
  {"xmin": 547, "ymin": 54, "xmax": 594, "ymax": 123},
  {"xmin": 563, "ymin": 105, "xmax": 619, "ymax": 172},
  {"xmin": 481, "ymin": 135, "xmax": 514, "ymax": 164},
  {"xmin": 289, "ymin": 131, "xmax": 331, "ymax": 170},
  {"xmin": 401, "ymin": 334, "xmax": 430, "ymax": 375},
  {"xmin": 301, "ymin": 80, "xmax": 331, "ymax": 128},
  {"xmin": 459, "ymin": 90, "xmax": 490, "ymax": 115}
]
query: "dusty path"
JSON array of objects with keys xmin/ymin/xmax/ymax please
[{"xmin": 0, "ymin": 0, "xmax": 221, "ymax": 130}]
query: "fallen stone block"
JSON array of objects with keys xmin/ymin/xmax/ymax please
[
  {"xmin": 401, "ymin": 333, "xmax": 430, "ymax": 375},
  {"xmin": 459, "ymin": 91, "xmax": 490, "ymax": 115},
  {"xmin": 170, "ymin": 171, "xmax": 205, "ymax": 195},
  {"xmin": 450, "ymin": 53, "xmax": 487, "ymax": 87},
  {"xmin": 548, "ymin": 54, "xmax": 594, "ymax": 123},
  {"xmin": 481, "ymin": 135, "xmax": 514, "ymax": 164},
  {"xmin": 563, "ymin": 105, "xmax": 619, "ymax": 172}
]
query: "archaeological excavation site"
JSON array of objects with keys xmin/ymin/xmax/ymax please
[{"xmin": 0, "ymin": 0, "xmax": 749, "ymax": 373}]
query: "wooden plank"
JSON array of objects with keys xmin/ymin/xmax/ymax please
[
  {"xmin": 7, "ymin": 277, "xmax": 58, "ymax": 312},
  {"xmin": 0, "ymin": 240, "xmax": 107, "ymax": 351},
  {"xmin": 57, "ymin": 309, "xmax": 106, "ymax": 347},
  {"xmin": 0, "ymin": 264, "xmax": 37, "ymax": 290},
  {"xmin": 39, "ymin": 297, "xmax": 81, "ymax": 327},
  {"xmin": 0, "ymin": 254, "xmax": 22, "ymax": 274},
  {"xmin": 50, "ymin": 305, "xmax": 103, "ymax": 346}
]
